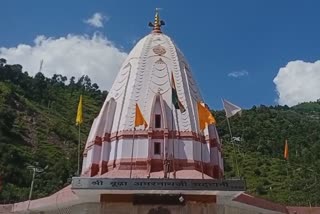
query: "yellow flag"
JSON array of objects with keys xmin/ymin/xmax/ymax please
[
  {"xmin": 197, "ymin": 102, "xmax": 216, "ymax": 131},
  {"xmin": 76, "ymin": 95, "xmax": 83, "ymax": 126},
  {"xmin": 135, "ymin": 104, "xmax": 148, "ymax": 129},
  {"xmin": 284, "ymin": 139, "xmax": 288, "ymax": 160}
]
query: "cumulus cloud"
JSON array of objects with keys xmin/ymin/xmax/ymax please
[
  {"xmin": 0, "ymin": 34, "xmax": 127, "ymax": 90},
  {"xmin": 84, "ymin": 12, "xmax": 108, "ymax": 28},
  {"xmin": 228, "ymin": 70, "xmax": 249, "ymax": 78},
  {"xmin": 274, "ymin": 60, "xmax": 320, "ymax": 106}
]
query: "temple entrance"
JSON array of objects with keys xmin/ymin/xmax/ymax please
[{"xmin": 148, "ymin": 207, "xmax": 171, "ymax": 214}]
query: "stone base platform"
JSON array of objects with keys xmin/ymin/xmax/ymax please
[{"xmin": 9, "ymin": 178, "xmax": 287, "ymax": 214}]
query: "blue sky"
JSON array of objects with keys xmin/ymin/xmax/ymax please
[{"xmin": 1, "ymin": 0, "xmax": 320, "ymax": 109}]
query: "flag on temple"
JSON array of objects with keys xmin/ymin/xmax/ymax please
[
  {"xmin": 135, "ymin": 104, "xmax": 148, "ymax": 129},
  {"xmin": 284, "ymin": 139, "xmax": 289, "ymax": 160},
  {"xmin": 197, "ymin": 102, "xmax": 216, "ymax": 131},
  {"xmin": 171, "ymin": 72, "xmax": 186, "ymax": 113},
  {"xmin": 222, "ymin": 99, "xmax": 242, "ymax": 118},
  {"xmin": 76, "ymin": 95, "xmax": 83, "ymax": 126}
]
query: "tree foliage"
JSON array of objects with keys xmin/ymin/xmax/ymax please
[
  {"xmin": 0, "ymin": 60, "xmax": 105, "ymax": 203},
  {"xmin": 215, "ymin": 103, "xmax": 320, "ymax": 206},
  {"xmin": 0, "ymin": 59, "xmax": 320, "ymax": 206}
]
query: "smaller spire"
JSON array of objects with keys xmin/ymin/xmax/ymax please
[{"xmin": 148, "ymin": 8, "xmax": 165, "ymax": 33}]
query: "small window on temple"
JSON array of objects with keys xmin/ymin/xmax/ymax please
[
  {"xmin": 155, "ymin": 114, "xmax": 161, "ymax": 128},
  {"xmin": 154, "ymin": 142, "xmax": 161, "ymax": 155}
]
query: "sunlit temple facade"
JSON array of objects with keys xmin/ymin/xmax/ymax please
[{"xmin": 81, "ymin": 10, "xmax": 223, "ymax": 181}]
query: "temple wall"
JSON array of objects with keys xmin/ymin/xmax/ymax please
[
  {"xmin": 117, "ymin": 139, "xmax": 149, "ymax": 159},
  {"xmin": 100, "ymin": 141, "xmax": 112, "ymax": 162},
  {"xmin": 81, "ymin": 155, "xmax": 87, "ymax": 173},
  {"xmin": 85, "ymin": 149, "xmax": 93, "ymax": 169},
  {"xmin": 211, "ymin": 147, "xmax": 219, "ymax": 165},
  {"xmin": 91, "ymin": 145, "xmax": 101, "ymax": 164},
  {"xmin": 204, "ymin": 142, "xmax": 211, "ymax": 163},
  {"xmin": 83, "ymin": 140, "xmax": 222, "ymax": 172},
  {"xmin": 82, "ymin": 136, "xmax": 223, "ymax": 177},
  {"xmin": 170, "ymin": 139, "xmax": 193, "ymax": 160},
  {"xmin": 109, "ymin": 140, "xmax": 117, "ymax": 162},
  {"xmin": 82, "ymin": 145, "xmax": 101, "ymax": 173},
  {"xmin": 191, "ymin": 140, "xmax": 210, "ymax": 163}
]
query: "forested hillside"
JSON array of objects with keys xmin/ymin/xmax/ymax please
[
  {"xmin": 0, "ymin": 59, "xmax": 106, "ymax": 203},
  {"xmin": 0, "ymin": 59, "xmax": 320, "ymax": 206},
  {"xmin": 215, "ymin": 102, "xmax": 320, "ymax": 206}
]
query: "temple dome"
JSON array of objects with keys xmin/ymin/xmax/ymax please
[
  {"xmin": 105, "ymin": 32, "xmax": 203, "ymax": 133},
  {"xmin": 82, "ymin": 19, "xmax": 223, "ymax": 179}
]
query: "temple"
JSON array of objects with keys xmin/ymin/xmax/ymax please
[
  {"xmin": 3, "ymin": 10, "xmax": 294, "ymax": 214},
  {"xmin": 81, "ymin": 9, "xmax": 223, "ymax": 180}
]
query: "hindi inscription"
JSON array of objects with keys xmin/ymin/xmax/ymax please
[{"xmin": 72, "ymin": 178, "xmax": 246, "ymax": 191}]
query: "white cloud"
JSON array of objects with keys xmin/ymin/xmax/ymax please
[
  {"xmin": 228, "ymin": 70, "xmax": 249, "ymax": 78},
  {"xmin": 84, "ymin": 12, "xmax": 108, "ymax": 28},
  {"xmin": 274, "ymin": 60, "xmax": 320, "ymax": 106},
  {"xmin": 0, "ymin": 34, "xmax": 127, "ymax": 90}
]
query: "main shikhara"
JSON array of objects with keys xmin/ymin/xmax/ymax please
[{"xmin": 81, "ymin": 10, "xmax": 223, "ymax": 179}]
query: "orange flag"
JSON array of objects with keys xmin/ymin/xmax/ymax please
[
  {"xmin": 197, "ymin": 102, "xmax": 216, "ymax": 131},
  {"xmin": 135, "ymin": 104, "xmax": 148, "ymax": 129},
  {"xmin": 284, "ymin": 139, "xmax": 289, "ymax": 160}
]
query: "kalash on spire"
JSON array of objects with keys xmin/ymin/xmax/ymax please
[
  {"xmin": 80, "ymin": 9, "xmax": 224, "ymax": 180},
  {"xmin": 148, "ymin": 8, "xmax": 165, "ymax": 33}
]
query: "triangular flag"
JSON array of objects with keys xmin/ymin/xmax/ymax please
[
  {"xmin": 135, "ymin": 104, "xmax": 148, "ymax": 129},
  {"xmin": 284, "ymin": 139, "xmax": 288, "ymax": 160},
  {"xmin": 171, "ymin": 72, "xmax": 186, "ymax": 113},
  {"xmin": 197, "ymin": 102, "xmax": 216, "ymax": 131},
  {"xmin": 76, "ymin": 95, "xmax": 83, "ymax": 126},
  {"xmin": 222, "ymin": 99, "xmax": 242, "ymax": 118}
]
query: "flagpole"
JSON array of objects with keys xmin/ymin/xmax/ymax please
[
  {"xmin": 171, "ymin": 108, "xmax": 177, "ymax": 178},
  {"xmin": 226, "ymin": 115, "xmax": 233, "ymax": 138},
  {"xmin": 130, "ymin": 127, "xmax": 136, "ymax": 178},
  {"xmin": 200, "ymin": 131, "xmax": 204, "ymax": 179},
  {"xmin": 286, "ymin": 158, "xmax": 289, "ymax": 203},
  {"xmin": 171, "ymin": 108, "xmax": 177, "ymax": 179},
  {"xmin": 163, "ymin": 117, "xmax": 168, "ymax": 179},
  {"xmin": 223, "ymin": 98, "xmax": 240, "ymax": 178},
  {"xmin": 77, "ymin": 124, "xmax": 81, "ymax": 176},
  {"xmin": 76, "ymin": 95, "xmax": 83, "ymax": 176},
  {"xmin": 227, "ymin": 116, "xmax": 240, "ymax": 178}
]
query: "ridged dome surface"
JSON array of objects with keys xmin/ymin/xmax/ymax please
[
  {"xmin": 82, "ymin": 31, "xmax": 223, "ymax": 179},
  {"xmin": 106, "ymin": 33, "xmax": 202, "ymax": 133}
]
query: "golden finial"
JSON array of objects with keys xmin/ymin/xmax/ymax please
[
  {"xmin": 148, "ymin": 8, "xmax": 165, "ymax": 33},
  {"xmin": 154, "ymin": 8, "xmax": 160, "ymax": 27}
]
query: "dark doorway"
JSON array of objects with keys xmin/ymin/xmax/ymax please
[
  {"xmin": 154, "ymin": 142, "xmax": 161, "ymax": 155},
  {"xmin": 155, "ymin": 114, "xmax": 161, "ymax": 128}
]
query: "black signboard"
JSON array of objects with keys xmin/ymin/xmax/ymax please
[{"xmin": 72, "ymin": 178, "xmax": 246, "ymax": 192}]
